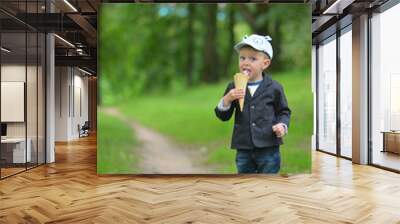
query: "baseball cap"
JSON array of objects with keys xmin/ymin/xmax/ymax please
[{"xmin": 234, "ymin": 34, "xmax": 273, "ymax": 59}]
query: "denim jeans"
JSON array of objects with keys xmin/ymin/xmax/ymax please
[{"xmin": 235, "ymin": 146, "xmax": 280, "ymax": 174}]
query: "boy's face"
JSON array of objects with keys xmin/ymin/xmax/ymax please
[{"xmin": 238, "ymin": 47, "xmax": 271, "ymax": 81}]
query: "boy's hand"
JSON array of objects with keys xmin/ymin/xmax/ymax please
[
  {"xmin": 223, "ymin": 88, "xmax": 245, "ymax": 106},
  {"xmin": 272, "ymin": 123, "xmax": 286, "ymax": 138}
]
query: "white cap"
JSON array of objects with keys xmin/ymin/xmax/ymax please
[{"xmin": 234, "ymin": 34, "xmax": 273, "ymax": 59}]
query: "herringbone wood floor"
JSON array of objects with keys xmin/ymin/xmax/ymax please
[{"xmin": 1, "ymin": 134, "xmax": 400, "ymax": 223}]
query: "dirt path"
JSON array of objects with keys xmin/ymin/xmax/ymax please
[{"xmin": 102, "ymin": 107, "xmax": 213, "ymax": 174}]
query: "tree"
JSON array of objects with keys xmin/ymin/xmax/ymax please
[
  {"xmin": 220, "ymin": 4, "xmax": 236, "ymax": 79},
  {"xmin": 201, "ymin": 4, "xmax": 218, "ymax": 83},
  {"xmin": 239, "ymin": 4, "xmax": 283, "ymax": 71},
  {"xmin": 186, "ymin": 4, "xmax": 195, "ymax": 86},
  {"xmin": 238, "ymin": 4, "xmax": 310, "ymax": 72}
]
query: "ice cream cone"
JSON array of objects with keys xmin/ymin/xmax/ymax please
[{"xmin": 234, "ymin": 72, "xmax": 249, "ymax": 112}]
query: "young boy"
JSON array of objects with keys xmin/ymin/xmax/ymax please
[{"xmin": 215, "ymin": 34, "xmax": 291, "ymax": 174}]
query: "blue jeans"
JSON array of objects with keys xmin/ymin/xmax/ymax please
[{"xmin": 235, "ymin": 146, "xmax": 280, "ymax": 174}]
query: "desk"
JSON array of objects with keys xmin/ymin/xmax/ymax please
[
  {"xmin": 381, "ymin": 131, "xmax": 400, "ymax": 154},
  {"xmin": 1, "ymin": 138, "xmax": 31, "ymax": 163}
]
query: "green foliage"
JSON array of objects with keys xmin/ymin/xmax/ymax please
[
  {"xmin": 276, "ymin": 4, "xmax": 312, "ymax": 70},
  {"xmin": 99, "ymin": 4, "xmax": 311, "ymax": 103},
  {"xmin": 97, "ymin": 110, "xmax": 138, "ymax": 174},
  {"xmin": 273, "ymin": 69, "xmax": 313, "ymax": 173}
]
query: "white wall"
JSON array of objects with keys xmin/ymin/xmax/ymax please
[
  {"xmin": 1, "ymin": 65, "xmax": 39, "ymax": 138},
  {"xmin": 1, "ymin": 82, "xmax": 25, "ymax": 122},
  {"xmin": 55, "ymin": 67, "xmax": 89, "ymax": 141},
  {"xmin": 1, "ymin": 65, "xmax": 26, "ymax": 128},
  {"xmin": 2, "ymin": 63, "xmax": 46, "ymax": 164},
  {"xmin": 55, "ymin": 66, "xmax": 69, "ymax": 141},
  {"xmin": 1, "ymin": 65, "xmax": 26, "ymax": 81}
]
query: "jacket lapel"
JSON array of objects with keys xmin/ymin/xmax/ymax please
[
  {"xmin": 251, "ymin": 73, "xmax": 272, "ymax": 99},
  {"xmin": 245, "ymin": 85, "xmax": 252, "ymax": 104}
]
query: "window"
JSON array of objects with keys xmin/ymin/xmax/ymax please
[
  {"xmin": 339, "ymin": 27, "xmax": 352, "ymax": 158},
  {"xmin": 371, "ymin": 3, "xmax": 400, "ymax": 171},
  {"xmin": 317, "ymin": 35, "xmax": 337, "ymax": 154}
]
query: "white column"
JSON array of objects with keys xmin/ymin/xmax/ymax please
[
  {"xmin": 46, "ymin": 32, "xmax": 55, "ymax": 163},
  {"xmin": 352, "ymin": 14, "xmax": 369, "ymax": 164},
  {"xmin": 45, "ymin": 1, "xmax": 55, "ymax": 163}
]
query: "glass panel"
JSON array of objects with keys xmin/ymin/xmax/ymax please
[
  {"xmin": 27, "ymin": 30, "xmax": 38, "ymax": 169},
  {"xmin": 340, "ymin": 28, "xmax": 352, "ymax": 158},
  {"xmin": 312, "ymin": 45, "xmax": 317, "ymax": 151},
  {"xmin": 0, "ymin": 1, "xmax": 46, "ymax": 178},
  {"xmin": 371, "ymin": 4, "xmax": 400, "ymax": 171},
  {"xmin": 317, "ymin": 36, "xmax": 337, "ymax": 154},
  {"xmin": 38, "ymin": 32, "xmax": 45, "ymax": 165},
  {"xmin": 1, "ymin": 30, "xmax": 27, "ymax": 177},
  {"xmin": 26, "ymin": 0, "xmax": 39, "ymax": 170},
  {"xmin": 0, "ymin": 1, "xmax": 28, "ymax": 32}
]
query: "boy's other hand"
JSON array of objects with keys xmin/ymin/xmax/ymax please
[
  {"xmin": 223, "ymin": 88, "xmax": 245, "ymax": 106},
  {"xmin": 272, "ymin": 123, "xmax": 286, "ymax": 138}
]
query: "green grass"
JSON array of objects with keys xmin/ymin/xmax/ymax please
[
  {"xmin": 97, "ymin": 111, "xmax": 138, "ymax": 174},
  {"xmin": 273, "ymin": 70, "xmax": 313, "ymax": 174},
  {"xmin": 116, "ymin": 70, "xmax": 312, "ymax": 174},
  {"xmin": 207, "ymin": 146, "xmax": 237, "ymax": 173},
  {"xmin": 119, "ymin": 84, "xmax": 233, "ymax": 144}
]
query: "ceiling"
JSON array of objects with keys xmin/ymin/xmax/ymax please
[
  {"xmin": 0, "ymin": 0, "xmax": 100, "ymax": 75},
  {"xmin": 311, "ymin": 0, "xmax": 390, "ymax": 43}
]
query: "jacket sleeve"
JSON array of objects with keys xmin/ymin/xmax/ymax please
[
  {"xmin": 215, "ymin": 82, "xmax": 236, "ymax": 121},
  {"xmin": 274, "ymin": 83, "xmax": 291, "ymax": 127}
]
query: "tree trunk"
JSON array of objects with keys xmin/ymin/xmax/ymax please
[
  {"xmin": 269, "ymin": 20, "xmax": 282, "ymax": 71},
  {"xmin": 186, "ymin": 4, "xmax": 195, "ymax": 86},
  {"xmin": 202, "ymin": 4, "xmax": 218, "ymax": 83},
  {"xmin": 222, "ymin": 4, "xmax": 236, "ymax": 78}
]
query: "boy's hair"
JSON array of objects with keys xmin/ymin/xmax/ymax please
[{"xmin": 234, "ymin": 34, "xmax": 273, "ymax": 59}]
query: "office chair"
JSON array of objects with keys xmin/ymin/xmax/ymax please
[{"xmin": 79, "ymin": 121, "xmax": 90, "ymax": 138}]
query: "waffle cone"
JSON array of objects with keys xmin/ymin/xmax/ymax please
[{"xmin": 233, "ymin": 73, "xmax": 249, "ymax": 112}]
